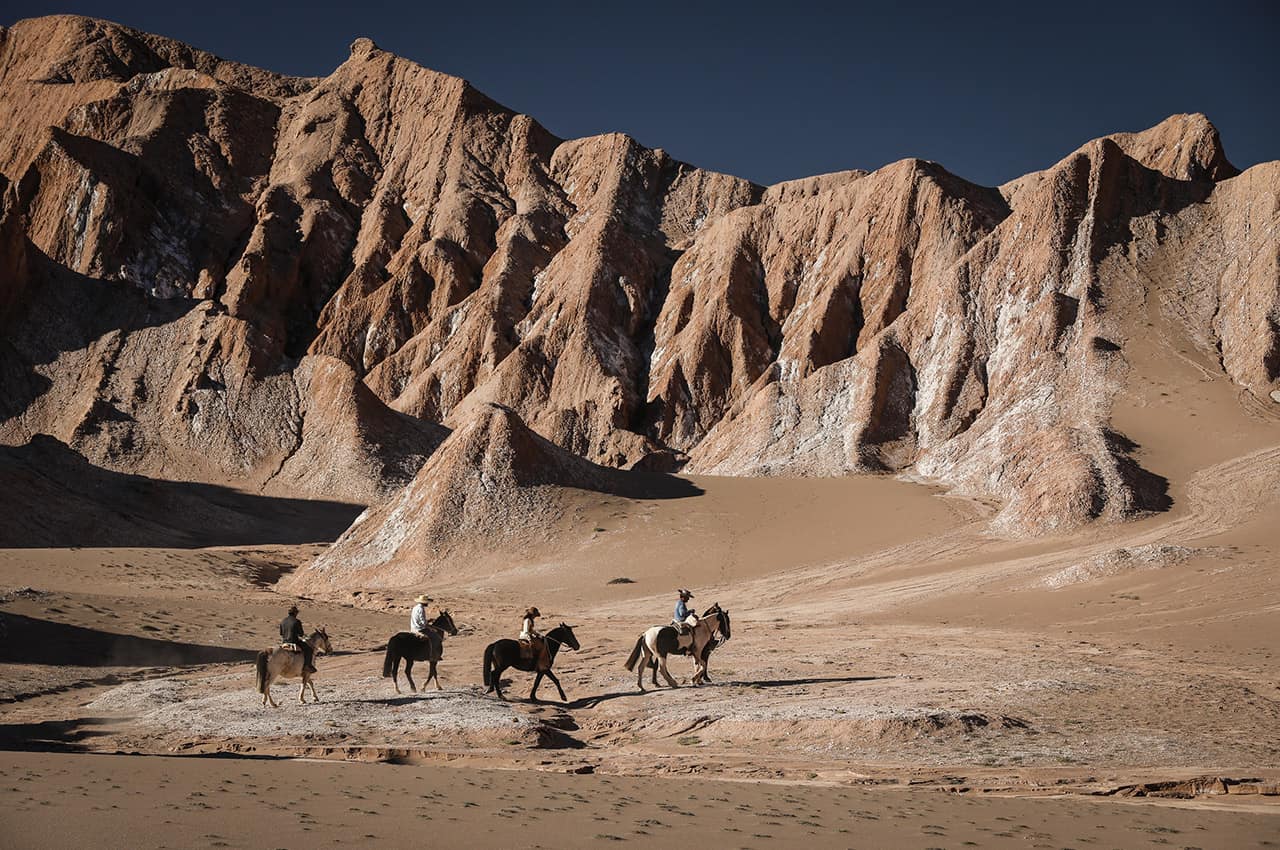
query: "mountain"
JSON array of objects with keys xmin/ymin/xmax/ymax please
[{"xmin": 1, "ymin": 15, "xmax": 1276, "ymax": 564}]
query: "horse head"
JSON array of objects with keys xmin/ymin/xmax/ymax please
[
  {"xmin": 700, "ymin": 604, "xmax": 729, "ymax": 641},
  {"xmin": 550, "ymin": 623, "xmax": 581, "ymax": 651},
  {"xmin": 434, "ymin": 610, "xmax": 459, "ymax": 635},
  {"xmin": 312, "ymin": 627, "xmax": 333, "ymax": 655}
]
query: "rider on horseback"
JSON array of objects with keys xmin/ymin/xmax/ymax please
[
  {"xmin": 410, "ymin": 594, "xmax": 434, "ymax": 638},
  {"xmin": 673, "ymin": 589, "xmax": 698, "ymax": 635},
  {"xmin": 279, "ymin": 604, "xmax": 316, "ymax": 674},
  {"xmin": 520, "ymin": 606, "xmax": 552, "ymax": 670}
]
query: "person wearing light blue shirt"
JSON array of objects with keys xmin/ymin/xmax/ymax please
[{"xmin": 673, "ymin": 588, "xmax": 697, "ymax": 633}]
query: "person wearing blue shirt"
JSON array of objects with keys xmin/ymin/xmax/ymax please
[{"xmin": 673, "ymin": 589, "xmax": 698, "ymax": 633}]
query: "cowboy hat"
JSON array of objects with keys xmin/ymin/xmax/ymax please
[
  {"xmin": 678, "ymin": 588, "xmax": 693, "ymax": 598},
  {"xmin": 413, "ymin": 594, "xmax": 432, "ymax": 604}
]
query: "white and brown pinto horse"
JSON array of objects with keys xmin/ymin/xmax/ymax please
[
  {"xmin": 254, "ymin": 628, "xmax": 333, "ymax": 707},
  {"xmin": 624, "ymin": 604, "xmax": 730, "ymax": 690}
]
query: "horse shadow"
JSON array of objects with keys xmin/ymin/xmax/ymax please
[
  {"xmin": 724, "ymin": 675, "xmax": 894, "ymax": 688},
  {"xmin": 563, "ymin": 690, "xmax": 656, "ymax": 710}
]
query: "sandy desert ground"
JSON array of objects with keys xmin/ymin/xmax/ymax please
[{"xmin": 2, "ymin": 380, "xmax": 1278, "ymax": 847}]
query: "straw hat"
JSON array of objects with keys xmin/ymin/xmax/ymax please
[
  {"xmin": 413, "ymin": 594, "xmax": 432, "ymax": 605},
  {"xmin": 677, "ymin": 589, "xmax": 693, "ymax": 599}
]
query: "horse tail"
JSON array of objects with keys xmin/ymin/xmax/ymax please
[
  {"xmin": 482, "ymin": 643, "xmax": 494, "ymax": 687},
  {"xmin": 624, "ymin": 635, "xmax": 645, "ymax": 672},
  {"xmin": 382, "ymin": 638, "xmax": 396, "ymax": 678},
  {"xmin": 255, "ymin": 650, "xmax": 269, "ymax": 693}
]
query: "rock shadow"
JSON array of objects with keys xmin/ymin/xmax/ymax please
[
  {"xmin": 0, "ymin": 435, "xmax": 363, "ymax": 547},
  {"xmin": 0, "ymin": 613, "xmax": 258, "ymax": 667},
  {"xmin": 0, "ymin": 716, "xmax": 118, "ymax": 752}
]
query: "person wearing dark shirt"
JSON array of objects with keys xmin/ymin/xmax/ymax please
[{"xmin": 279, "ymin": 604, "xmax": 316, "ymax": 673}]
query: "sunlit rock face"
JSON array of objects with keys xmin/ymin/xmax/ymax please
[{"xmin": 1, "ymin": 16, "xmax": 1275, "ymax": 539}]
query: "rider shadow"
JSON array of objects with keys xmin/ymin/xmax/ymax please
[
  {"xmin": 562, "ymin": 690, "xmax": 657, "ymax": 709},
  {"xmin": 724, "ymin": 675, "xmax": 894, "ymax": 688}
]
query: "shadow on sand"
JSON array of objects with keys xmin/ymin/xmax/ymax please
[
  {"xmin": 0, "ymin": 436, "xmax": 363, "ymax": 548},
  {"xmin": 0, "ymin": 613, "xmax": 258, "ymax": 667},
  {"xmin": 0, "ymin": 717, "xmax": 119, "ymax": 752},
  {"xmin": 564, "ymin": 675, "xmax": 893, "ymax": 709},
  {"xmin": 726, "ymin": 675, "xmax": 894, "ymax": 688}
]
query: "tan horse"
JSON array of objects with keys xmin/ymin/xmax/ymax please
[{"xmin": 254, "ymin": 628, "xmax": 333, "ymax": 707}]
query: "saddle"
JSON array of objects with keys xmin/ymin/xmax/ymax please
[
  {"xmin": 669, "ymin": 624, "xmax": 696, "ymax": 655},
  {"xmin": 279, "ymin": 641, "xmax": 302, "ymax": 652},
  {"xmin": 519, "ymin": 638, "xmax": 551, "ymax": 670}
]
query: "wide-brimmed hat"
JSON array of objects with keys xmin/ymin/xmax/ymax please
[
  {"xmin": 525, "ymin": 606, "xmax": 541, "ymax": 617},
  {"xmin": 413, "ymin": 594, "xmax": 432, "ymax": 605},
  {"xmin": 678, "ymin": 588, "xmax": 693, "ymax": 599}
]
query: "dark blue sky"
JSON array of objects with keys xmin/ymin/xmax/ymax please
[{"xmin": 7, "ymin": 1, "xmax": 1277, "ymax": 186}]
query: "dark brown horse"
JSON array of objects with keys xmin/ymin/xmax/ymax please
[
  {"xmin": 381, "ymin": 611, "xmax": 459, "ymax": 693},
  {"xmin": 482, "ymin": 623, "xmax": 580, "ymax": 702}
]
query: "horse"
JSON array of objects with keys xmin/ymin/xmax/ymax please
[
  {"xmin": 381, "ymin": 611, "xmax": 459, "ymax": 693},
  {"xmin": 254, "ymin": 628, "xmax": 333, "ymax": 707},
  {"xmin": 624, "ymin": 604, "xmax": 730, "ymax": 690},
  {"xmin": 482, "ymin": 623, "xmax": 580, "ymax": 702}
]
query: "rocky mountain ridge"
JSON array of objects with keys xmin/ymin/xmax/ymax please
[{"xmin": 1, "ymin": 15, "xmax": 1276, "ymax": 555}]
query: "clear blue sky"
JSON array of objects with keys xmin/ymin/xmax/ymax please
[{"xmin": 6, "ymin": 1, "xmax": 1277, "ymax": 186}]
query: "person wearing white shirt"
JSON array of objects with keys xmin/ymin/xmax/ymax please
[{"xmin": 410, "ymin": 594, "xmax": 433, "ymax": 637}]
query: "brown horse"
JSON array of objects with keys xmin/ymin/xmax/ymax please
[
  {"xmin": 482, "ymin": 624, "xmax": 580, "ymax": 702},
  {"xmin": 381, "ymin": 611, "xmax": 459, "ymax": 693},
  {"xmin": 254, "ymin": 628, "xmax": 333, "ymax": 707}
]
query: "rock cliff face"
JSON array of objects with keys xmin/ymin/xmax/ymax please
[
  {"xmin": 293, "ymin": 402, "xmax": 697, "ymax": 590},
  {"xmin": 1, "ymin": 16, "xmax": 1276, "ymax": 552}
]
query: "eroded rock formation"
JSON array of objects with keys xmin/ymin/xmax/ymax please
[{"xmin": 1, "ymin": 15, "xmax": 1276, "ymax": 556}]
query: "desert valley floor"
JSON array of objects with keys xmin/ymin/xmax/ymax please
[{"xmin": 3, "ymin": 397, "xmax": 1278, "ymax": 847}]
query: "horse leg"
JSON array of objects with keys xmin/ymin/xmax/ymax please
[
  {"xmin": 265, "ymin": 670, "xmax": 280, "ymax": 708},
  {"xmin": 404, "ymin": 659, "xmax": 417, "ymax": 693},
  {"xmin": 390, "ymin": 654, "xmax": 401, "ymax": 695},
  {"xmin": 492, "ymin": 664, "xmax": 506, "ymax": 701},
  {"xmin": 299, "ymin": 671, "xmax": 308, "ymax": 704},
  {"xmin": 544, "ymin": 669, "xmax": 567, "ymax": 702},
  {"xmin": 429, "ymin": 658, "xmax": 442, "ymax": 691},
  {"xmin": 657, "ymin": 653, "xmax": 679, "ymax": 688},
  {"xmin": 636, "ymin": 645, "xmax": 647, "ymax": 691},
  {"xmin": 529, "ymin": 671, "xmax": 543, "ymax": 703},
  {"xmin": 309, "ymin": 673, "xmax": 321, "ymax": 702}
]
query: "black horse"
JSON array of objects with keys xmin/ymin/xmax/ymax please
[
  {"xmin": 482, "ymin": 623, "xmax": 580, "ymax": 702},
  {"xmin": 381, "ymin": 610, "xmax": 459, "ymax": 693}
]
